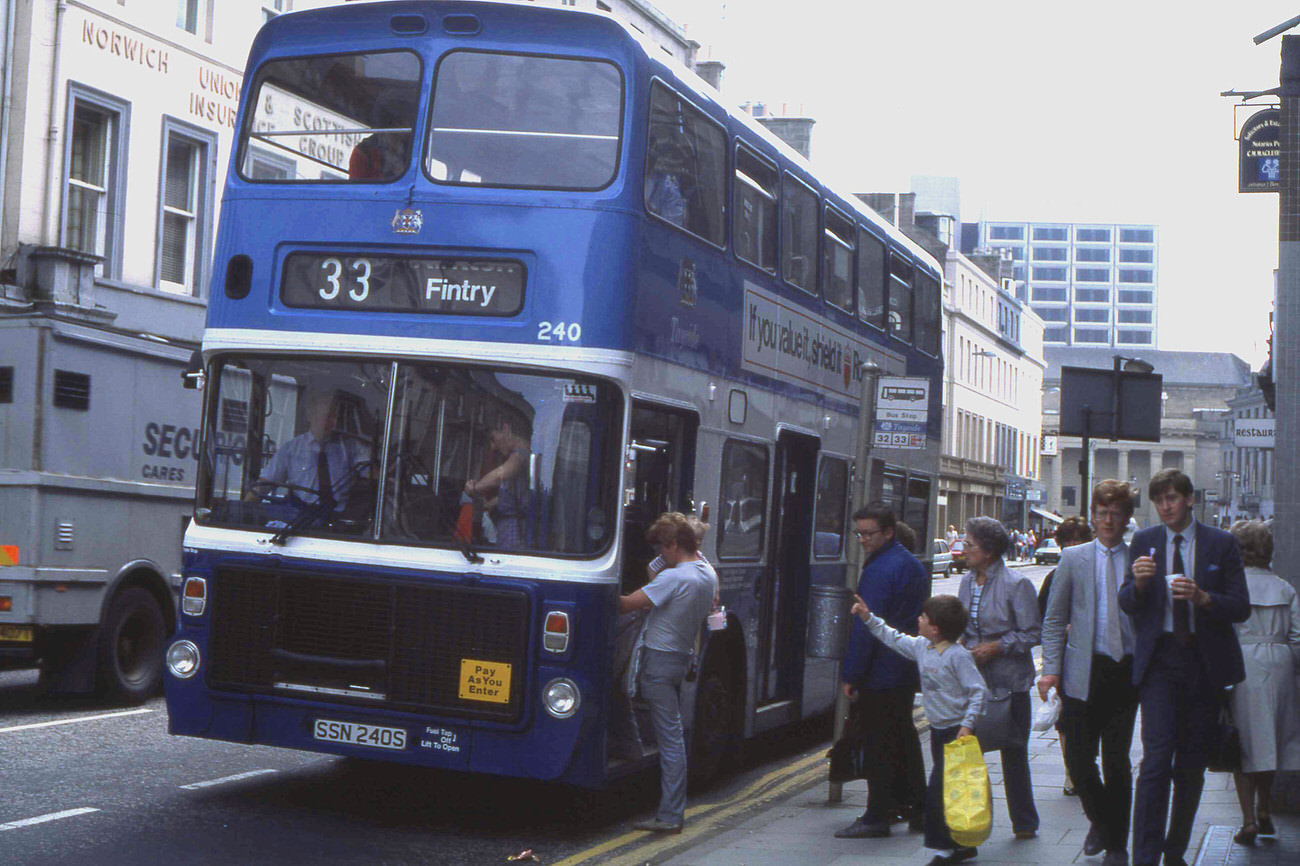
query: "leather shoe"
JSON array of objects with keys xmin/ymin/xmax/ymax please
[
  {"xmin": 1102, "ymin": 851, "xmax": 1129, "ymax": 866},
  {"xmin": 1014, "ymin": 829, "xmax": 1037, "ymax": 840},
  {"xmin": 926, "ymin": 847, "xmax": 978, "ymax": 866},
  {"xmin": 834, "ymin": 817, "xmax": 890, "ymax": 838},
  {"xmin": 1084, "ymin": 825, "xmax": 1106, "ymax": 856},
  {"xmin": 1258, "ymin": 814, "xmax": 1276, "ymax": 836},
  {"xmin": 633, "ymin": 819, "xmax": 682, "ymax": 834}
]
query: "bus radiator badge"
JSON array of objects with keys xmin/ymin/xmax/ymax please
[{"xmin": 391, "ymin": 208, "xmax": 424, "ymax": 235}]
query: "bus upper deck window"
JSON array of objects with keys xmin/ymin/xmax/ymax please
[
  {"xmin": 427, "ymin": 52, "xmax": 623, "ymax": 190},
  {"xmin": 239, "ymin": 51, "xmax": 421, "ymax": 183}
]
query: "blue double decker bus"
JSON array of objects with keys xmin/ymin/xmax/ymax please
[{"xmin": 164, "ymin": 1, "xmax": 944, "ymax": 789}]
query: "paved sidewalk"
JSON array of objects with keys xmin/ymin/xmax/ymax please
[{"xmin": 664, "ymin": 701, "xmax": 1296, "ymax": 866}]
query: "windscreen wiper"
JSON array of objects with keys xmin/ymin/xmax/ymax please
[
  {"xmin": 397, "ymin": 453, "xmax": 482, "ymax": 564},
  {"xmin": 262, "ymin": 461, "xmax": 373, "ymax": 546}
]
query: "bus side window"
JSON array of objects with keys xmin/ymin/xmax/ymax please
[
  {"xmin": 717, "ymin": 439, "xmax": 768, "ymax": 560},
  {"xmin": 645, "ymin": 82, "xmax": 726, "ymax": 246},
  {"xmin": 734, "ymin": 144, "xmax": 778, "ymax": 273},
  {"xmin": 782, "ymin": 174, "xmax": 819, "ymax": 294}
]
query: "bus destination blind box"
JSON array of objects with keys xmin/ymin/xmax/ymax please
[{"xmin": 280, "ymin": 253, "xmax": 525, "ymax": 316}]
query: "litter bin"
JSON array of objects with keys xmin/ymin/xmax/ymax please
[{"xmin": 807, "ymin": 583, "xmax": 853, "ymax": 659}]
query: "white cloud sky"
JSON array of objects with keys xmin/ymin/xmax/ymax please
[{"xmin": 655, "ymin": 0, "xmax": 1295, "ymax": 367}]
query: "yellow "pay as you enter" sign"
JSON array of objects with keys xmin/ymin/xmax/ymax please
[{"xmin": 459, "ymin": 658, "xmax": 512, "ymax": 703}]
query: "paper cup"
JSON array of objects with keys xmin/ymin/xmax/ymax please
[
  {"xmin": 1166, "ymin": 573, "xmax": 1184, "ymax": 592},
  {"xmin": 707, "ymin": 608, "xmax": 726, "ymax": 631}
]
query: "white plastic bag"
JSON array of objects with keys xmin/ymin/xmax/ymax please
[{"xmin": 1032, "ymin": 686, "xmax": 1061, "ymax": 732}]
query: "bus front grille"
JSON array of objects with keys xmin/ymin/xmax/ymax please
[{"xmin": 208, "ymin": 568, "xmax": 530, "ymax": 722}]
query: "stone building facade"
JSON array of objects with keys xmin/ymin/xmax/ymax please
[{"xmin": 1040, "ymin": 348, "xmax": 1251, "ymax": 527}]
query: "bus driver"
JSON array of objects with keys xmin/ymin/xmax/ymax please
[{"xmin": 250, "ymin": 392, "xmax": 369, "ymax": 509}]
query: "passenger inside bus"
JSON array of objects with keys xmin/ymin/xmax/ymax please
[
  {"xmin": 348, "ymin": 131, "xmax": 410, "ymax": 181},
  {"xmin": 645, "ymin": 136, "xmax": 691, "ymax": 228},
  {"xmin": 465, "ymin": 417, "xmax": 532, "ymax": 549}
]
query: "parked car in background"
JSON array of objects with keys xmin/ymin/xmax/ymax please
[
  {"xmin": 1034, "ymin": 537, "xmax": 1061, "ymax": 565},
  {"xmin": 930, "ymin": 538, "xmax": 953, "ymax": 577},
  {"xmin": 949, "ymin": 537, "xmax": 967, "ymax": 573}
]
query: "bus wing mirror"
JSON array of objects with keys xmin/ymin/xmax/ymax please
[{"xmin": 181, "ymin": 350, "xmax": 205, "ymax": 390}]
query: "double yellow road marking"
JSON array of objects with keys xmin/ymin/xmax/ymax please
[{"xmin": 553, "ymin": 748, "xmax": 828, "ymax": 866}]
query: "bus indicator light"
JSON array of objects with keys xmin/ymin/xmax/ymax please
[
  {"xmin": 182, "ymin": 577, "xmax": 207, "ymax": 616},
  {"xmin": 543, "ymin": 611, "xmax": 570, "ymax": 653}
]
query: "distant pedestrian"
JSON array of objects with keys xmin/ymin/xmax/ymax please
[
  {"xmin": 946, "ymin": 525, "xmax": 959, "ymax": 546},
  {"xmin": 1040, "ymin": 482, "xmax": 1139, "ymax": 866},
  {"xmin": 1225, "ymin": 520, "xmax": 1300, "ymax": 845},
  {"xmin": 835, "ymin": 504, "xmax": 929, "ymax": 839},
  {"xmin": 850, "ymin": 593, "xmax": 987, "ymax": 866},
  {"xmin": 1120, "ymin": 470, "xmax": 1250, "ymax": 866},
  {"xmin": 957, "ymin": 516, "xmax": 1041, "ymax": 840}
]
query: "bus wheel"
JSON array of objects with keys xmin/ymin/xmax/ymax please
[
  {"xmin": 689, "ymin": 665, "xmax": 738, "ymax": 789},
  {"xmin": 96, "ymin": 587, "xmax": 165, "ymax": 705}
]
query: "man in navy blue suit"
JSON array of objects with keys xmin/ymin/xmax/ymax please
[{"xmin": 1118, "ymin": 469, "xmax": 1250, "ymax": 866}]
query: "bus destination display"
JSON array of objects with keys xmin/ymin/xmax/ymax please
[{"xmin": 280, "ymin": 253, "xmax": 525, "ymax": 316}]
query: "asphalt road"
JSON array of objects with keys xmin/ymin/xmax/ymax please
[
  {"xmin": 0, "ymin": 564, "xmax": 1052, "ymax": 865},
  {"xmin": 0, "ymin": 667, "xmax": 830, "ymax": 866}
]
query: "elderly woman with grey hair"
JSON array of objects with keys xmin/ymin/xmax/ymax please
[
  {"xmin": 1226, "ymin": 520, "xmax": 1300, "ymax": 845},
  {"xmin": 957, "ymin": 516, "xmax": 1042, "ymax": 840}
]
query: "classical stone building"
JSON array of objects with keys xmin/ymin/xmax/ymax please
[{"xmin": 1040, "ymin": 348, "xmax": 1251, "ymax": 527}]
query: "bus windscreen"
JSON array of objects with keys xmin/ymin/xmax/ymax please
[
  {"xmin": 197, "ymin": 357, "xmax": 622, "ymax": 557},
  {"xmin": 239, "ymin": 51, "xmax": 422, "ymax": 182}
]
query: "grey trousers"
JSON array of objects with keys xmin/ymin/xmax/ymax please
[{"xmin": 640, "ymin": 648, "xmax": 692, "ymax": 824}]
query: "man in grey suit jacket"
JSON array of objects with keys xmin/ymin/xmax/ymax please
[{"xmin": 1040, "ymin": 480, "xmax": 1139, "ymax": 866}]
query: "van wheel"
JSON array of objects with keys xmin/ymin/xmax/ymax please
[
  {"xmin": 97, "ymin": 587, "xmax": 165, "ymax": 705},
  {"xmin": 689, "ymin": 665, "xmax": 738, "ymax": 789}
]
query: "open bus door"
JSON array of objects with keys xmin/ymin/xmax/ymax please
[
  {"xmin": 621, "ymin": 403, "xmax": 698, "ymax": 591},
  {"xmin": 755, "ymin": 429, "xmax": 818, "ymax": 728}
]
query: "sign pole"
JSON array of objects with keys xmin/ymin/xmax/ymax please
[{"xmin": 829, "ymin": 359, "xmax": 880, "ymax": 803}]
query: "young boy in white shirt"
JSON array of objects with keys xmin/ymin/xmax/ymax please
[{"xmin": 852, "ymin": 593, "xmax": 989, "ymax": 866}]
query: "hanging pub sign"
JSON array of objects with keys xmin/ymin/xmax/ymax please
[{"xmin": 1240, "ymin": 108, "xmax": 1281, "ymax": 193}]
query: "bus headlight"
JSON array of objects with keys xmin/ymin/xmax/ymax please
[
  {"xmin": 542, "ymin": 678, "xmax": 580, "ymax": 719},
  {"xmin": 166, "ymin": 640, "xmax": 201, "ymax": 679}
]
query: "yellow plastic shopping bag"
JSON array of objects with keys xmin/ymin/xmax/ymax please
[{"xmin": 943, "ymin": 734, "xmax": 992, "ymax": 847}]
